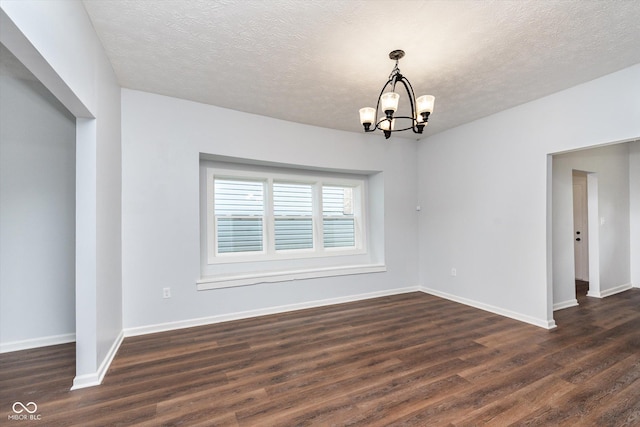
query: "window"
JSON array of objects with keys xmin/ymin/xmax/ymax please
[
  {"xmin": 214, "ymin": 179, "xmax": 264, "ymax": 254},
  {"xmin": 198, "ymin": 157, "xmax": 386, "ymax": 290},
  {"xmin": 206, "ymin": 167, "xmax": 365, "ymax": 263},
  {"xmin": 322, "ymin": 186, "xmax": 355, "ymax": 248},
  {"xmin": 273, "ymin": 182, "xmax": 314, "ymax": 251}
]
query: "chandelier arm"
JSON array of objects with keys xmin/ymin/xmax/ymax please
[
  {"xmin": 399, "ymin": 77, "xmax": 429, "ymax": 133},
  {"xmin": 396, "ymin": 77, "xmax": 419, "ymax": 131}
]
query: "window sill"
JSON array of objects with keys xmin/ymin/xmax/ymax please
[
  {"xmin": 197, "ymin": 263, "xmax": 387, "ymax": 290},
  {"xmin": 207, "ymin": 247, "xmax": 366, "ymax": 265}
]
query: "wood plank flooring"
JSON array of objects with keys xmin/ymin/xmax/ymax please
[{"xmin": 2, "ymin": 289, "xmax": 640, "ymax": 426}]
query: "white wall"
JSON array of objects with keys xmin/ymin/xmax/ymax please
[
  {"xmin": 631, "ymin": 140, "xmax": 640, "ymax": 288},
  {"xmin": 1, "ymin": 0, "xmax": 122, "ymax": 387},
  {"xmin": 93, "ymin": 37, "xmax": 122, "ymax": 378},
  {"xmin": 122, "ymin": 89, "xmax": 418, "ymax": 331},
  {"xmin": 418, "ymin": 63, "xmax": 640, "ymax": 328},
  {"xmin": 552, "ymin": 143, "xmax": 631, "ymax": 307},
  {"xmin": 0, "ymin": 48, "xmax": 76, "ymax": 350}
]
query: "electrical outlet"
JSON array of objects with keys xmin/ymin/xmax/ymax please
[
  {"xmin": 162, "ymin": 287, "xmax": 171, "ymax": 299},
  {"xmin": 451, "ymin": 268, "xmax": 457, "ymax": 277}
]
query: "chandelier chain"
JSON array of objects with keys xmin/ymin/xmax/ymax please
[{"xmin": 388, "ymin": 61, "xmax": 400, "ymax": 82}]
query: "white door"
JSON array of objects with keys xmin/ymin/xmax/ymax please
[{"xmin": 572, "ymin": 173, "xmax": 589, "ymax": 281}]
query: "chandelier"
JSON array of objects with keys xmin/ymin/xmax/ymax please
[{"xmin": 359, "ymin": 50, "xmax": 435, "ymax": 139}]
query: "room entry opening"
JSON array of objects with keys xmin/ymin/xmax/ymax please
[
  {"xmin": 571, "ymin": 169, "xmax": 601, "ymax": 301},
  {"xmin": 572, "ymin": 171, "xmax": 589, "ymax": 286}
]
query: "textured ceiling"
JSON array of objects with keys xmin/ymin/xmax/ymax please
[{"xmin": 82, "ymin": 0, "xmax": 640, "ymax": 139}]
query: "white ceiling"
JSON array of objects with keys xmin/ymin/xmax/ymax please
[{"xmin": 82, "ymin": 0, "xmax": 640, "ymax": 139}]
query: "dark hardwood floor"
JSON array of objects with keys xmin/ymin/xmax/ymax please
[
  {"xmin": 575, "ymin": 280, "xmax": 589, "ymax": 300},
  {"xmin": 2, "ymin": 290, "xmax": 640, "ymax": 426}
]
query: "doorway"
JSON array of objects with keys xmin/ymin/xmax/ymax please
[
  {"xmin": 572, "ymin": 171, "xmax": 589, "ymax": 299},
  {"xmin": 0, "ymin": 44, "xmax": 76, "ymax": 356},
  {"xmin": 569, "ymin": 169, "xmax": 601, "ymax": 301}
]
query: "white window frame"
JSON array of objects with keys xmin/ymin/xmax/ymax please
[{"xmin": 206, "ymin": 167, "xmax": 367, "ymax": 265}]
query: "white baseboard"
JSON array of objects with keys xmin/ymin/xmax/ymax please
[
  {"xmin": 71, "ymin": 329, "xmax": 124, "ymax": 390},
  {"xmin": 555, "ymin": 284, "xmax": 633, "ymax": 310},
  {"xmin": 554, "ymin": 299, "xmax": 579, "ymax": 311},
  {"xmin": 125, "ymin": 286, "xmax": 420, "ymax": 337},
  {"xmin": 0, "ymin": 333, "xmax": 75, "ymax": 354},
  {"xmin": 420, "ymin": 287, "xmax": 556, "ymax": 329},
  {"xmin": 599, "ymin": 283, "xmax": 633, "ymax": 298}
]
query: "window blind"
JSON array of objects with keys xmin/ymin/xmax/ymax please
[
  {"xmin": 273, "ymin": 182, "xmax": 313, "ymax": 250},
  {"xmin": 322, "ymin": 186, "xmax": 355, "ymax": 248},
  {"xmin": 214, "ymin": 179, "xmax": 264, "ymax": 253}
]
